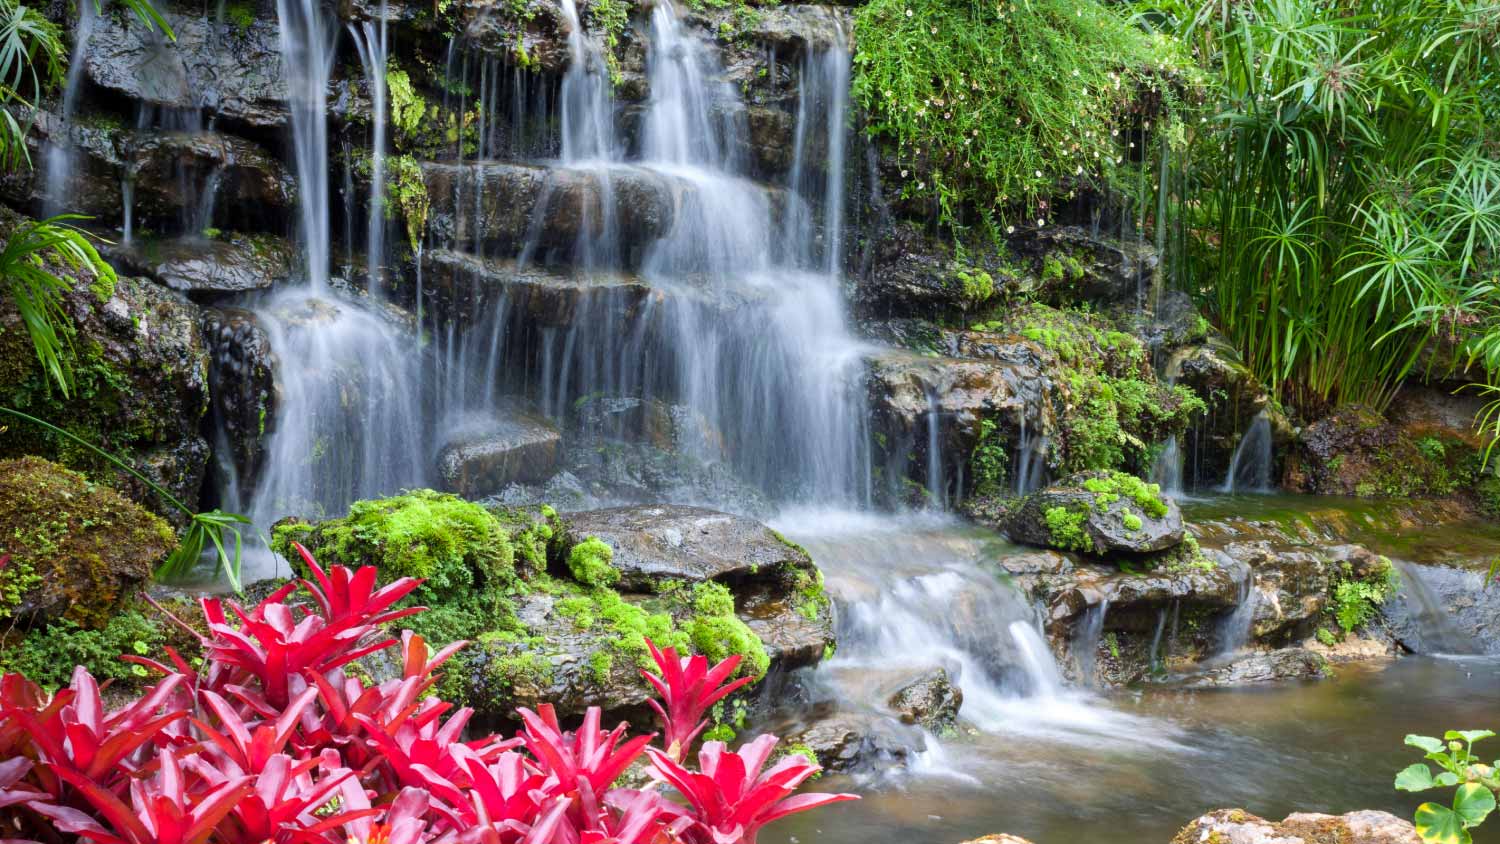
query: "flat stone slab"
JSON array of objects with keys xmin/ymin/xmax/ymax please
[
  {"xmin": 563, "ymin": 504, "xmax": 811, "ymax": 590},
  {"xmin": 437, "ymin": 410, "xmax": 561, "ymax": 497}
]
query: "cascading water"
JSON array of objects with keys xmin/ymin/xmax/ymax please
[
  {"xmin": 44, "ymin": 0, "xmax": 97, "ymax": 217},
  {"xmin": 1220, "ymin": 410, "xmax": 1273, "ymax": 493},
  {"xmin": 223, "ymin": 0, "xmax": 426, "ymax": 579}
]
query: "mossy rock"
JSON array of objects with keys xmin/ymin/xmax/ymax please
[
  {"xmin": 0, "ymin": 456, "xmax": 174, "ymax": 628},
  {"xmin": 1006, "ymin": 471, "xmax": 1183, "ymax": 556},
  {"xmin": 0, "ymin": 261, "xmax": 210, "ymax": 524}
]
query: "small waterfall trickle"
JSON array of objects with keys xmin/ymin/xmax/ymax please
[
  {"xmin": 1391, "ymin": 561, "xmax": 1481, "ymax": 656},
  {"xmin": 44, "ymin": 0, "xmax": 98, "ymax": 217},
  {"xmin": 1013, "ymin": 412, "xmax": 1049, "ymax": 496},
  {"xmin": 924, "ymin": 389, "xmax": 945, "ymax": 508},
  {"xmin": 1215, "ymin": 576, "xmax": 1261, "ymax": 655},
  {"xmin": 1073, "ymin": 599, "xmax": 1110, "ymax": 685},
  {"xmin": 558, "ymin": 0, "xmax": 617, "ymax": 164},
  {"xmin": 1221, "ymin": 411, "xmax": 1273, "ymax": 493},
  {"xmin": 1009, "ymin": 621, "xmax": 1065, "ymax": 698},
  {"xmin": 1153, "ymin": 433, "xmax": 1185, "ymax": 496},
  {"xmin": 350, "ymin": 4, "xmax": 390, "ymax": 296}
]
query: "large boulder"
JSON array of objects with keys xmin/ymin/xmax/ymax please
[
  {"xmin": 0, "ymin": 457, "xmax": 174, "ymax": 628},
  {"xmin": 1006, "ymin": 471, "xmax": 1183, "ymax": 555},
  {"xmin": 1172, "ymin": 809, "xmax": 1419, "ymax": 844},
  {"xmin": 1168, "ymin": 648, "xmax": 1329, "ymax": 688},
  {"xmin": 1282, "ymin": 405, "xmax": 1482, "ymax": 500},
  {"xmin": 1, "ymin": 260, "xmax": 211, "ymax": 522}
]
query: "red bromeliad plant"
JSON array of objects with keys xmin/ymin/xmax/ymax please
[{"xmin": 0, "ymin": 542, "xmax": 855, "ymax": 844}]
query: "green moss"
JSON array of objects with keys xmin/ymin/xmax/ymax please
[
  {"xmin": 386, "ymin": 155, "xmax": 430, "ymax": 253},
  {"xmin": 0, "ymin": 608, "xmax": 166, "ymax": 690},
  {"xmin": 568, "ymin": 536, "xmax": 621, "ymax": 588},
  {"xmin": 222, "ymin": 1, "xmax": 254, "ymax": 32},
  {"xmin": 970, "ymin": 416, "xmax": 1008, "ymax": 498},
  {"xmin": 386, "ymin": 65, "xmax": 427, "ymax": 139},
  {"xmin": 1043, "ymin": 505, "xmax": 1092, "ymax": 553},
  {"xmin": 1122, "ymin": 512, "xmax": 1143, "ymax": 531},
  {"xmin": 787, "ymin": 565, "xmax": 829, "ymax": 623},
  {"xmin": 955, "ymin": 268, "xmax": 995, "ymax": 303},
  {"xmin": 1081, "ymin": 471, "xmax": 1169, "ymax": 518},
  {"xmin": 588, "ymin": 0, "xmax": 631, "ymax": 85},
  {"xmin": 0, "ymin": 457, "xmax": 174, "ymax": 628}
]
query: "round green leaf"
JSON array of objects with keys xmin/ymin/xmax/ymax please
[
  {"xmin": 1446, "ymin": 731, "xmax": 1497, "ymax": 746},
  {"xmin": 1453, "ymin": 783, "xmax": 1496, "ymax": 828},
  {"xmin": 1410, "ymin": 735, "xmax": 1448, "ymax": 754},
  {"xmin": 1415, "ymin": 803, "xmax": 1470, "ymax": 844},
  {"xmin": 1397, "ymin": 764, "xmax": 1438, "ymax": 792}
]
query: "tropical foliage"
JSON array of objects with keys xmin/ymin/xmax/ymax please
[
  {"xmin": 1135, "ymin": 0, "xmax": 1500, "ymax": 421},
  {"xmin": 0, "ymin": 545, "xmax": 854, "ymax": 844}
]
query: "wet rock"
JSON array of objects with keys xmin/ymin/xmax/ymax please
[
  {"xmin": 865, "ymin": 347, "xmax": 1050, "ymax": 506},
  {"xmin": 0, "ymin": 456, "xmax": 174, "ymax": 628},
  {"xmin": 1172, "ymin": 809, "xmax": 1420, "ymax": 844},
  {"xmin": 1282, "ymin": 405, "xmax": 1478, "ymax": 500},
  {"xmin": 418, "ymin": 249, "xmax": 659, "ymax": 330},
  {"xmin": 436, "ymin": 409, "xmax": 563, "ymax": 497},
  {"xmin": 108, "ymin": 234, "xmax": 295, "ymax": 296},
  {"xmin": 0, "ymin": 109, "xmax": 125, "ymax": 218},
  {"xmin": 1382, "ymin": 561, "xmax": 1498, "ymax": 655},
  {"xmin": 552, "ymin": 437, "xmax": 774, "ymax": 518},
  {"xmin": 782, "ymin": 711, "xmax": 921, "ymax": 774},
  {"xmin": 127, "ymin": 132, "xmax": 296, "ymax": 229},
  {"xmin": 1214, "ymin": 541, "xmax": 1332, "ymax": 645},
  {"xmin": 1007, "ymin": 225, "xmax": 1159, "ymax": 307},
  {"xmin": 563, "ymin": 504, "xmax": 813, "ymax": 590},
  {"xmin": 201, "ymin": 307, "xmax": 276, "ymax": 486},
  {"xmin": 423, "ymin": 161, "xmax": 789, "ymax": 270},
  {"xmin": 887, "ymin": 667, "xmax": 963, "ymax": 730},
  {"xmin": 1170, "ymin": 648, "xmax": 1329, "ymax": 688},
  {"xmin": 853, "ymin": 221, "xmax": 1026, "ymax": 320},
  {"xmin": 959, "ymin": 836, "xmax": 1036, "ymax": 844},
  {"xmin": 0, "ymin": 257, "xmax": 210, "ymax": 522},
  {"xmin": 1164, "ymin": 338, "xmax": 1289, "ymax": 486},
  {"xmin": 1304, "ymin": 632, "xmax": 1393, "ymax": 663},
  {"xmin": 84, "ymin": 13, "xmax": 291, "ymax": 128},
  {"xmin": 1005, "ymin": 472, "xmax": 1184, "ymax": 556},
  {"xmin": 457, "ymin": 0, "xmax": 572, "ymax": 72}
]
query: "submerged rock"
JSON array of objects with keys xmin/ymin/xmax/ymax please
[
  {"xmin": 436, "ymin": 409, "xmax": 563, "ymax": 497},
  {"xmin": 1168, "ymin": 648, "xmax": 1329, "ymax": 688},
  {"xmin": 782, "ymin": 711, "xmax": 922, "ymax": 774},
  {"xmin": 0, "ymin": 457, "xmax": 174, "ymax": 628},
  {"xmin": 1006, "ymin": 472, "xmax": 1184, "ymax": 555},
  {"xmin": 887, "ymin": 667, "xmax": 963, "ymax": 730},
  {"xmin": 1172, "ymin": 809, "xmax": 1420, "ymax": 844}
]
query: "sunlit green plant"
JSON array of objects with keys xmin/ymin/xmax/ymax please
[
  {"xmin": 0, "ymin": 406, "xmax": 251, "ymax": 592},
  {"xmin": 1396, "ymin": 730, "xmax": 1499, "ymax": 844}
]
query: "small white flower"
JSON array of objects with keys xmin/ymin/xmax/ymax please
[
  {"xmin": 1037, "ymin": 218, "xmax": 1045, "ymax": 226},
  {"xmin": 917, "ymin": 181, "xmax": 925, "ymax": 189},
  {"xmin": 931, "ymin": 25, "xmax": 938, "ymax": 33},
  {"xmin": 900, "ymin": 169, "xmax": 909, "ymax": 177},
  {"xmin": 944, "ymin": 111, "xmax": 951, "ymax": 119},
  {"xmin": 1006, "ymin": 225, "xmax": 1015, "ymax": 234},
  {"xmin": 905, "ymin": 7, "xmax": 913, "ymax": 15},
  {"xmin": 1034, "ymin": 169, "xmax": 1042, "ymax": 178},
  {"xmin": 1074, "ymin": 165, "xmax": 1083, "ymax": 175}
]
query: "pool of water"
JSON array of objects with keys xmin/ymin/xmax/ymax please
[
  {"xmin": 760, "ymin": 498, "xmax": 1500, "ymax": 844},
  {"xmin": 762, "ymin": 656, "xmax": 1500, "ymax": 844}
]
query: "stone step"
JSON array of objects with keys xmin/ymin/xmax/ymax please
[
  {"xmin": 421, "ymin": 159, "xmax": 792, "ymax": 270},
  {"xmin": 435, "ymin": 407, "xmax": 562, "ymax": 497}
]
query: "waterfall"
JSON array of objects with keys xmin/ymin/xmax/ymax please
[
  {"xmin": 275, "ymin": 0, "xmax": 336, "ymax": 290},
  {"xmin": 225, "ymin": 0, "xmax": 426, "ymax": 580},
  {"xmin": 1010, "ymin": 621, "xmax": 1065, "ymax": 698},
  {"xmin": 1221, "ymin": 411, "xmax": 1273, "ymax": 493},
  {"xmin": 1153, "ymin": 434, "xmax": 1184, "ymax": 496},
  {"xmin": 350, "ymin": 2, "xmax": 390, "ymax": 296},
  {"xmin": 558, "ymin": 0, "xmax": 616, "ymax": 163},
  {"xmin": 1215, "ymin": 576, "xmax": 1261, "ymax": 655},
  {"xmin": 44, "ymin": 0, "xmax": 97, "ymax": 217},
  {"xmin": 924, "ymin": 389, "xmax": 945, "ymax": 508},
  {"xmin": 1391, "ymin": 561, "xmax": 1481, "ymax": 656}
]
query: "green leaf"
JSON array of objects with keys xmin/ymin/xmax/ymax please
[
  {"xmin": 1452, "ymin": 784, "xmax": 1496, "ymax": 828},
  {"xmin": 1437, "ymin": 772, "xmax": 1462, "ymax": 787},
  {"xmin": 1414, "ymin": 803, "xmax": 1470, "ymax": 844},
  {"xmin": 1446, "ymin": 731, "xmax": 1496, "ymax": 746},
  {"xmin": 1398, "ymin": 764, "xmax": 1439, "ymax": 792},
  {"xmin": 1410, "ymin": 735, "xmax": 1448, "ymax": 754}
]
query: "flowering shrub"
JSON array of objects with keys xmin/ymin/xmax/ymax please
[{"xmin": 0, "ymin": 544, "xmax": 855, "ymax": 843}]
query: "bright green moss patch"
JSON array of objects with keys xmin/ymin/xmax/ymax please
[
  {"xmin": 1044, "ymin": 505, "xmax": 1092, "ymax": 553},
  {"xmin": 1122, "ymin": 512, "xmax": 1143, "ymax": 531},
  {"xmin": 568, "ymin": 536, "xmax": 621, "ymax": 587},
  {"xmin": 0, "ymin": 608, "xmax": 166, "ymax": 690},
  {"xmin": 1082, "ymin": 471, "xmax": 1169, "ymax": 518}
]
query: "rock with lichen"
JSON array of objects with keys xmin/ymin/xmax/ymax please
[
  {"xmin": 1171, "ymin": 808, "xmax": 1419, "ymax": 844},
  {"xmin": 1005, "ymin": 470, "xmax": 1184, "ymax": 555},
  {"xmin": 0, "ymin": 456, "xmax": 175, "ymax": 629}
]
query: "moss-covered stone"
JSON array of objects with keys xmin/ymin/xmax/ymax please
[
  {"xmin": 568, "ymin": 536, "xmax": 621, "ymax": 587},
  {"xmin": 0, "ymin": 456, "xmax": 174, "ymax": 628}
]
